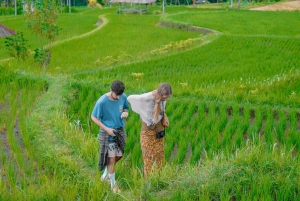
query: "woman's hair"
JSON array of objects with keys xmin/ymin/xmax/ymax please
[
  {"xmin": 156, "ymin": 83, "xmax": 172, "ymax": 99},
  {"xmin": 111, "ymin": 80, "xmax": 125, "ymax": 95},
  {"xmin": 154, "ymin": 83, "xmax": 172, "ymax": 123}
]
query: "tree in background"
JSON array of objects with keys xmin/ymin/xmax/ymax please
[
  {"xmin": 24, "ymin": 0, "xmax": 59, "ymax": 71},
  {"xmin": 88, "ymin": 0, "xmax": 102, "ymax": 9},
  {"xmin": 88, "ymin": 0, "xmax": 97, "ymax": 8},
  {"xmin": 5, "ymin": 32, "xmax": 30, "ymax": 65}
]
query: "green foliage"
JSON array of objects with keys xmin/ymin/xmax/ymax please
[
  {"xmin": 24, "ymin": 0, "xmax": 59, "ymax": 41},
  {"xmin": 0, "ymin": 6, "xmax": 14, "ymax": 15},
  {"xmin": 17, "ymin": 0, "xmax": 23, "ymax": 14},
  {"xmin": 4, "ymin": 32, "xmax": 30, "ymax": 62},
  {"xmin": 167, "ymin": 10, "xmax": 300, "ymax": 36},
  {"xmin": 33, "ymin": 47, "xmax": 51, "ymax": 66},
  {"xmin": 153, "ymin": 9, "xmax": 162, "ymax": 15},
  {"xmin": 62, "ymin": 6, "xmax": 79, "ymax": 13},
  {"xmin": 167, "ymin": 144, "xmax": 300, "ymax": 200},
  {"xmin": 24, "ymin": 0, "xmax": 59, "ymax": 70}
]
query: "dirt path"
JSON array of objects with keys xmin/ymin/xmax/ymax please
[{"xmin": 250, "ymin": 0, "xmax": 300, "ymax": 11}]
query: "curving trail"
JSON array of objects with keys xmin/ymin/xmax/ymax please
[
  {"xmin": 0, "ymin": 16, "xmax": 108, "ymax": 63},
  {"xmin": 48, "ymin": 15, "xmax": 108, "ymax": 48}
]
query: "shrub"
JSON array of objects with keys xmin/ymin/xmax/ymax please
[
  {"xmin": 153, "ymin": 10, "xmax": 162, "ymax": 15},
  {"xmin": 5, "ymin": 32, "xmax": 30, "ymax": 62},
  {"xmin": 0, "ymin": 7, "xmax": 14, "ymax": 15}
]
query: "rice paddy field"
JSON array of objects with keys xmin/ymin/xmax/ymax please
[{"xmin": 0, "ymin": 2, "xmax": 300, "ymax": 200}]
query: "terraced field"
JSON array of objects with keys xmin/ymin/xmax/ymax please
[{"xmin": 0, "ymin": 3, "xmax": 300, "ymax": 200}]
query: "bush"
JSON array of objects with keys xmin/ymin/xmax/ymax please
[
  {"xmin": 0, "ymin": 7, "xmax": 14, "ymax": 15},
  {"xmin": 5, "ymin": 32, "xmax": 30, "ymax": 62},
  {"xmin": 34, "ymin": 48, "xmax": 51, "ymax": 66},
  {"xmin": 62, "ymin": 6, "xmax": 79, "ymax": 13},
  {"xmin": 153, "ymin": 10, "xmax": 162, "ymax": 15}
]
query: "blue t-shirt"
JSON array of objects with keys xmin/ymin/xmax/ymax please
[{"xmin": 92, "ymin": 93, "xmax": 129, "ymax": 128}]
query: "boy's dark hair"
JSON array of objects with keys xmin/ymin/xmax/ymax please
[{"xmin": 111, "ymin": 80, "xmax": 125, "ymax": 95}]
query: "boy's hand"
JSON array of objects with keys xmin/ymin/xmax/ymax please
[
  {"xmin": 121, "ymin": 111, "xmax": 128, "ymax": 119},
  {"xmin": 106, "ymin": 128, "xmax": 117, "ymax": 136}
]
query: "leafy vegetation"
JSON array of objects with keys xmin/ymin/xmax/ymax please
[
  {"xmin": 4, "ymin": 32, "xmax": 30, "ymax": 62},
  {"xmin": 23, "ymin": 0, "xmax": 59, "ymax": 70}
]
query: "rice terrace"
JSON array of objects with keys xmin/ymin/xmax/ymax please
[{"xmin": 0, "ymin": 0, "xmax": 300, "ymax": 199}]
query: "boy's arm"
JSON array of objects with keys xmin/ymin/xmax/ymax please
[
  {"xmin": 91, "ymin": 115, "xmax": 116, "ymax": 136},
  {"xmin": 121, "ymin": 95, "xmax": 129, "ymax": 119}
]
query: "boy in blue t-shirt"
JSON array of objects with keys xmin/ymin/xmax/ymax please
[{"xmin": 91, "ymin": 80, "xmax": 129, "ymax": 193}]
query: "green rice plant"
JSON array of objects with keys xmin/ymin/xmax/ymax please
[
  {"xmin": 233, "ymin": 104, "xmax": 251, "ymax": 148},
  {"xmin": 189, "ymin": 101, "xmax": 207, "ymax": 164},
  {"xmin": 181, "ymin": 103, "xmax": 197, "ymax": 163},
  {"xmin": 168, "ymin": 100, "xmax": 186, "ymax": 126},
  {"xmin": 216, "ymin": 103, "xmax": 228, "ymax": 133},
  {"xmin": 221, "ymin": 104, "xmax": 239, "ymax": 152},
  {"xmin": 263, "ymin": 105, "xmax": 275, "ymax": 146},
  {"xmin": 166, "ymin": 10, "xmax": 300, "ymax": 36},
  {"xmin": 181, "ymin": 100, "xmax": 196, "ymax": 128},
  {"xmin": 0, "ymin": 145, "xmax": 7, "ymax": 167},
  {"xmin": 165, "ymin": 139, "xmax": 175, "ymax": 162},
  {"xmin": 125, "ymin": 114, "xmax": 141, "ymax": 153},
  {"xmin": 6, "ymin": 161, "xmax": 17, "ymax": 188},
  {"xmin": 189, "ymin": 140, "xmax": 202, "ymax": 164},
  {"xmin": 249, "ymin": 106, "xmax": 263, "ymax": 144},
  {"xmin": 125, "ymin": 131, "xmax": 139, "ymax": 154},
  {"xmin": 167, "ymin": 102, "xmax": 187, "ymax": 151},
  {"xmin": 120, "ymin": 166, "xmax": 143, "ymax": 198},
  {"xmin": 163, "ymin": 142, "xmax": 300, "ymax": 200},
  {"xmin": 129, "ymin": 143, "xmax": 142, "ymax": 168},
  {"xmin": 79, "ymin": 34, "xmax": 300, "ymax": 107},
  {"xmin": 47, "ymin": 13, "xmax": 200, "ymax": 74},
  {"xmin": 66, "ymin": 82, "xmax": 102, "ymax": 135},
  {"xmin": 187, "ymin": 111, "xmax": 200, "ymax": 135},
  {"xmin": 202, "ymin": 101, "xmax": 222, "ymax": 154},
  {"xmin": 51, "ymin": 111, "xmax": 99, "ymax": 167},
  {"xmin": 286, "ymin": 109, "xmax": 300, "ymax": 150},
  {"xmin": 190, "ymin": 121, "xmax": 207, "ymax": 164},
  {"xmin": 192, "ymin": 101, "xmax": 207, "ymax": 141},
  {"xmin": 193, "ymin": 101, "xmax": 206, "ymax": 122},
  {"xmin": 172, "ymin": 129, "xmax": 188, "ymax": 164},
  {"xmin": 206, "ymin": 101, "xmax": 217, "ymax": 132},
  {"xmin": 275, "ymin": 109, "xmax": 287, "ymax": 145},
  {"xmin": 0, "ymin": 83, "xmax": 7, "ymax": 101}
]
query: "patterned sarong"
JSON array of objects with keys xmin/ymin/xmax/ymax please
[
  {"xmin": 140, "ymin": 121, "xmax": 165, "ymax": 177},
  {"xmin": 98, "ymin": 127, "xmax": 126, "ymax": 171}
]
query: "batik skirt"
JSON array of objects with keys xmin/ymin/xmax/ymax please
[{"xmin": 140, "ymin": 121, "xmax": 165, "ymax": 177}]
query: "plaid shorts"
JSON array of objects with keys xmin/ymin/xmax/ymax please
[{"xmin": 108, "ymin": 142, "xmax": 123, "ymax": 157}]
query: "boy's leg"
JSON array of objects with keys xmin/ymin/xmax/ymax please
[
  {"xmin": 107, "ymin": 142, "xmax": 123, "ymax": 192},
  {"xmin": 107, "ymin": 157, "xmax": 117, "ymax": 188},
  {"xmin": 101, "ymin": 166, "xmax": 109, "ymax": 181}
]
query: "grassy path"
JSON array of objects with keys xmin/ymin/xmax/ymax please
[
  {"xmin": 48, "ymin": 15, "xmax": 108, "ymax": 48},
  {"xmin": 0, "ymin": 15, "xmax": 108, "ymax": 63}
]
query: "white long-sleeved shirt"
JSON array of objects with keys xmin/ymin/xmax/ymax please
[{"xmin": 127, "ymin": 92, "xmax": 166, "ymax": 126}]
